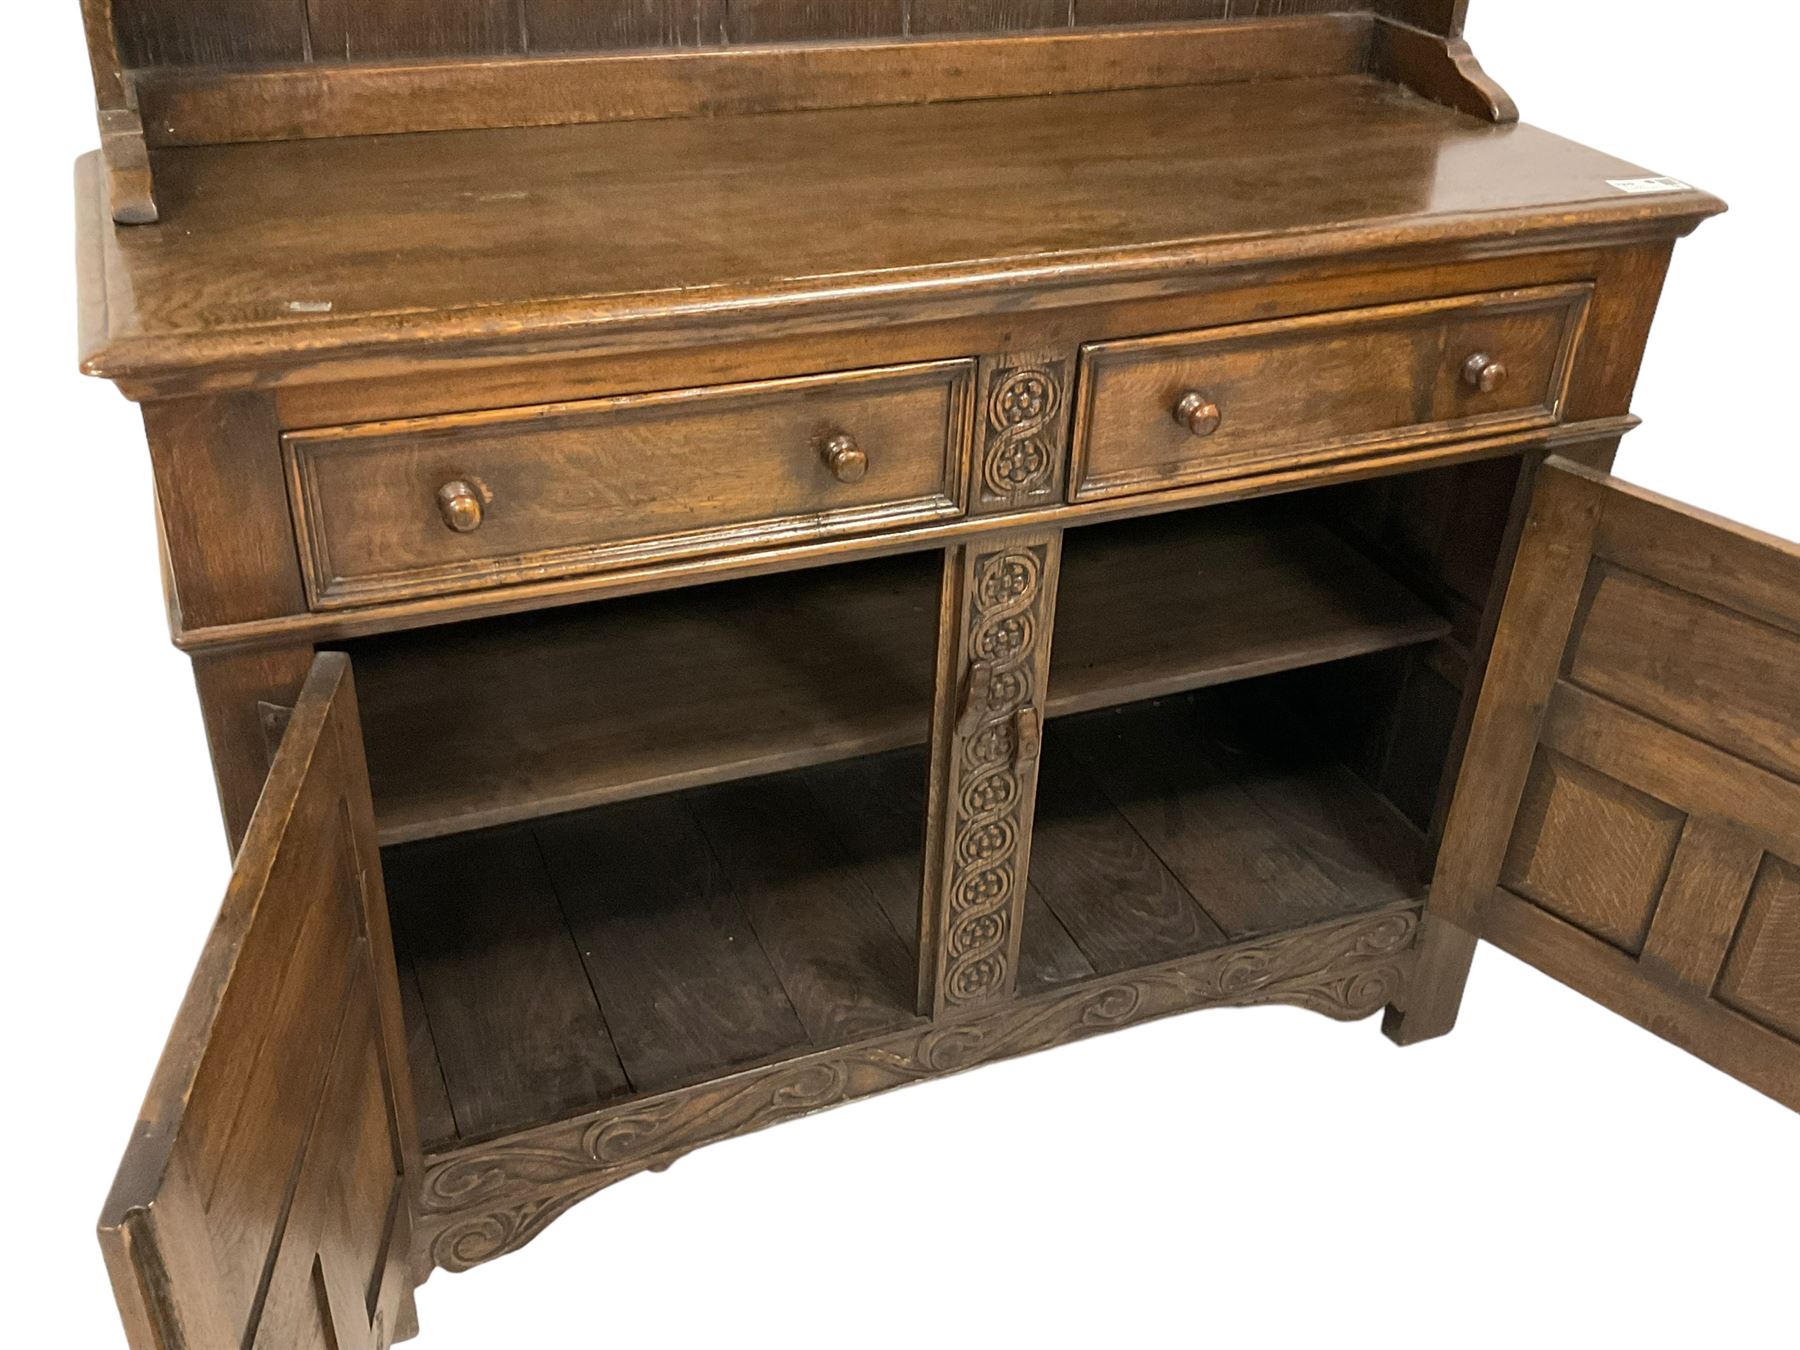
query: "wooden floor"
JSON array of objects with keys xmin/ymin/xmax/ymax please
[{"xmin": 391, "ymin": 685, "xmax": 1428, "ymax": 1151}]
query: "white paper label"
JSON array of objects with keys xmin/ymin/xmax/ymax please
[{"xmin": 1607, "ymin": 176, "xmax": 1693, "ymax": 195}]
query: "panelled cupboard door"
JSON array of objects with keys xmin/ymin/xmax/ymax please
[
  {"xmin": 1407, "ymin": 457, "xmax": 1800, "ymax": 1110},
  {"xmin": 99, "ymin": 654, "xmax": 422, "ymax": 1350}
]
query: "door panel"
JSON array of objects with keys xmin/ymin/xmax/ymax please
[
  {"xmin": 1716, "ymin": 858, "xmax": 1800, "ymax": 1039},
  {"xmin": 100, "ymin": 654, "xmax": 421, "ymax": 1350},
  {"xmin": 1407, "ymin": 458, "xmax": 1800, "ymax": 1110}
]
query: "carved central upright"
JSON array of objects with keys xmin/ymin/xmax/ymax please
[
  {"xmin": 920, "ymin": 529, "xmax": 1063, "ymax": 1018},
  {"xmin": 973, "ymin": 354, "xmax": 1072, "ymax": 512}
]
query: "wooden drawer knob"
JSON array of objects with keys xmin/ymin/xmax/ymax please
[
  {"xmin": 821, "ymin": 432, "xmax": 869, "ymax": 484},
  {"xmin": 1173, "ymin": 391, "xmax": 1223, "ymax": 438},
  {"xmin": 436, "ymin": 479, "xmax": 485, "ymax": 533},
  {"xmin": 1462, "ymin": 353, "xmax": 1508, "ymax": 394}
]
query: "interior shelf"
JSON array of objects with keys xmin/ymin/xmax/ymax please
[
  {"xmin": 350, "ymin": 501, "xmax": 1451, "ymax": 845},
  {"xmin": 393, "ymin": 685, "xmax": 1428, "ymax": 1152},
  {"xmin": 1047, "ymin": 507, "xmax": 1454, "ymax": 717}
]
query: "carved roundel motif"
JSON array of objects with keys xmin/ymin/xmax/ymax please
[
  {"xmin": 975, "ymin": 550, "xmax": 1041, "ymax": 611},
  {"xmin": 960, "ymin": 770, "xmax": 1018, "ymax": 817},
  {"xmin": 950, "ymin": 956, "xmax": 1006, "ymax": 1000},
  {"xmin": 990, "ymin": 440, "xmax": 1047, "ymax": 490},
  {"xmin": 954, "ymin": 862, "xmax": 1012, "ymax": 911},
  {"xmin": 956, "ymin": 819, "xmax": 1017, "ymax": 866},
  {"xmin": 991, "ymin": 369, "xmax": 1057, "ymax": 429},
  {"xmin": 950, "ymin": 912, "xmax": 1007, "ymax": 955}
]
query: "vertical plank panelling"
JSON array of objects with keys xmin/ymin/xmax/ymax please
[
  {"xmin": 725, "ymin": 0, "xmax": 906, "ymax": 41},
  {"xmin": 307, "ymin": 0, "xmax": 523, "ymax": 60},
  {"xmin": 385, "ymin": 825, "xmax": 632, "ymax": 1138},
  {"xmin": 687, "ymin": 777, "xmax": 918, "ymax": 1044},
  {"xmin": 1235, "ymin": 1, "xmax": 1358, "ymax": 15},
  {"xmin": 1075, "ymin": 0, "xmax": 1228, "ymax": 24},
  {"xmin": 1379, "ymin": 0, "xmax": 1464, "ymax": 35},
  {"xmin": 113, "ymin": 0, "xmax": 308, "ymax": 68},
  {"xmin": 526, "ymin": 0, "xmax": 725, "ymax": 50},
  {"xmin": 536, "ymin": 799, "xmax": 811, "ymax": 1092},
  {"xmin": 1027, "ymin": 741, "xmax": 1228, "ymax": 972},
  {"xmin": 104, "ymin": 0, "xmax": 1420, "ymax": 69},
  {"xmin": 912, "ymin": 0, "xmax": 1070, "ymax": 33},
  {"xmin": 1433, "ymin": 454, "xmax": 1527, "ymax": 640},
  {"xmin": 105, "ymin": 0, "xmax": 1412, "ymax": 68},
  {"xmin": 1379, "ymin": 647, "xmax": 1467, "ymax": 829}
]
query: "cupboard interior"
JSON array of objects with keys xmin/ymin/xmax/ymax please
[{"xmin": 348, "ymin": 456, "xmax": 1524, "ymax": 1151}]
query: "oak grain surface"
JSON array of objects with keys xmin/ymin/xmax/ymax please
[
  {"xmin": 98, "ymin": 656, "xmax": 418, "ymax": 1350},
  {"xmin": 1029, "ymin": 742, "xmax": 1230, "ymax": 973},
  {"xmin": 537, "ymin": 798, "xmax": 811, "ymax": 1096},
  {"xmin": 1407, "ymin": 460, "xmax": 1800, "ymax": 1109},
  {"xmin": 686, "ymin": 776, "xmax": 921, "ymax": 1045},
  {"xmin": 81, "ymin": 76, "xmax": 1717, "ymax": 380},
  {"xmin": 75, "ymin": 11, "xmax": 1765, "ymax": 1341},
  {"xmin": 105, "ymin": 0, "xmax": 1465, "ymax": 71},
  {"xmin": 384, "ymin": 826, "xmax": 633, "ymax": 1139},
  {"xmin": 1063, "ymin": 699, "xmax": 1354, "ymax": 937},
  {"xmin": 287, "ymin": 360, "xmax": 972, "ymax": 607},
  {"xmin": 390, "ymin": 692, "xmax": 1434, "ymax": 1150}
]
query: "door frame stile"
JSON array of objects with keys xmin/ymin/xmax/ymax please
[{"xmin": 1387, "ymin": 464, "xmax": 1605, "ymax": 1043}]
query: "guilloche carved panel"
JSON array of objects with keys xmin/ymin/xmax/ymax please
[
  {"xmin": 920, "ymin": 531, "xmax": 1063, "ymax": 1017},
  {"xmin": 973, "ymin": 353, "xmax": 1072, "ymax": 512}
]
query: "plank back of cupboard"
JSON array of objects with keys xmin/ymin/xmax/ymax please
[
  {"xmin": 106, "ymin": 1, "xmax": 1465, "ymax": 68},
  {"xmin": 79, "ymin": 0, "xmax": 1480, "ymax": 225}
]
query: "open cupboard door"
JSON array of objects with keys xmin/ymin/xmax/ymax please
[
  {"xmin": 1395, "ymin": 458, "xmax": 1800, "ymax": 1111},
  {"xmin": 99, "ymin": 654, "xmax": 422, "ymax": 1350}
]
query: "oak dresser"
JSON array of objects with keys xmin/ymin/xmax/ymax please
[{"xmin": 74, "ymin": 2, "xmax": 1797, "ymax": 1346}]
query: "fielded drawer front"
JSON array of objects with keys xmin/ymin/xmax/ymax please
[
  {"xmin": 285, "ymin": 360, "xmax": 977, "ymax": 608},
  {"xmin": 1068, "ymin": 286, "xmax": 1592, "ymax": 502}
]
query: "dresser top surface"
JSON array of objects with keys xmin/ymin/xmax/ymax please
[{"xmin": 78, "ymin": 74, "xmax": 1719, "ymax": 387}]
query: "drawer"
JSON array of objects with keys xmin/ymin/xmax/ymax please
[
  {"xmin": 285, "ymin": 360, "xmax": 977, "ymax": 607},
  {"xmin": 1069, "ymin": 286, "xmax": 1591, "ymax": 502}
]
